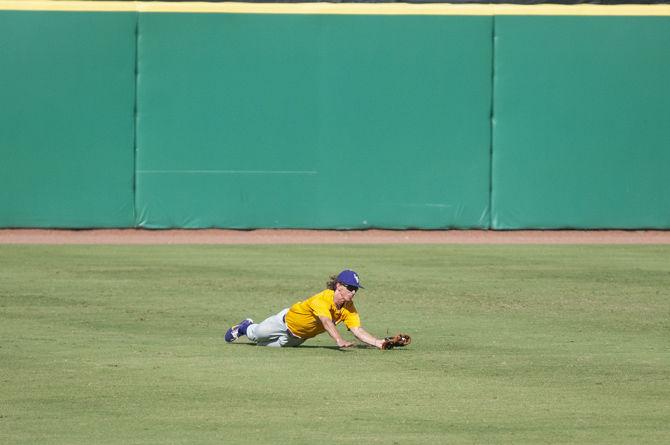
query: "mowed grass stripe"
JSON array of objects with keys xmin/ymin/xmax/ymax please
[{"xmin": 1, "ymin": 245, "xmax": 668, "ymax": 444}]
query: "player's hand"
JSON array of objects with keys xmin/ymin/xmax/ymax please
[{"xmin": 337, "ymin": 339, "xmax": 355, "ymax": 349}]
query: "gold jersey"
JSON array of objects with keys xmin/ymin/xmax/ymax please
[{"xmin": 285, "ymin": 289, "xmax": 361, "ymax": 339}]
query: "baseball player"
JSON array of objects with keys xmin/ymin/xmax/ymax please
[{"xmin": 225, "ymin": 269, "xmax": 408, "ymax": 349}]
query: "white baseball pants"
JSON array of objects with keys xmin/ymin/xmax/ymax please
[{"xmin": 245, "ymin": 308, "xmax": 305, "ymax": 347}]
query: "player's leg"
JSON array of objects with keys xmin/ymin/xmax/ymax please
[
  {"xmin": 246, "ymin": 309, "xmax": 305, "ymax": 347},
  {"xmin": 245, "ymin": 308, "xmax": 290, "ymax": 346}
]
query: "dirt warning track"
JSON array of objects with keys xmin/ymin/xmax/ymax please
[{"xmin": 1, "ymin": 229, "xmax": 669, "ymax": 245}]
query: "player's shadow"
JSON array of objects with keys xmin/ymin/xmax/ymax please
[
  {"xmin": 230, "ymin": 342, "xmax": 370, "ymax": 351},
  {"xmin": 298, "ymin": 344, "xmax": 371, "ymax": 351}
]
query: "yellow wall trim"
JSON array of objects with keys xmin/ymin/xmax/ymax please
[{"xmin": 2, "ymin": 1, "xmax": 670, "ymax": 15}]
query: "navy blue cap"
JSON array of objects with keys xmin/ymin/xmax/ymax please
[{"xmin": 337, "ymin": 269, "xmax": 363, "ymax": 289}]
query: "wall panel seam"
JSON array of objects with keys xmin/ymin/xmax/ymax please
[{"xmin": 132, "ymin": 12, "xmax": 140, "ymax": 227}]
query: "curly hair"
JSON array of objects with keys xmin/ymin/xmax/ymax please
[{"xmin": 326, "ymin": 275, "xmax": 339, "ymax": 290}]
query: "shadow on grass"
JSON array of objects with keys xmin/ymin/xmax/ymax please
[{"xmin": 227, "ymin": 342, "xmax": 372, "ymax": 351}]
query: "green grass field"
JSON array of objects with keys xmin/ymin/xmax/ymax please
[{"xmin": 1, "ymin": 244, "xmax": 669, "ymax": 444}]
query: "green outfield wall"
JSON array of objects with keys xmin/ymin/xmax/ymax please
[
  {"xmin": 0, "ymin": 10, "xmax": 137, "ymax": 228},
  {"xmin": 492, "ymin": 16, "xmax": 670, "ymax": 229},
  {"xmin": 136, "ymin": 13, "xmax": 492, "ymax": 228},
  {"xmin": 1, "ymin": 4, "xmax": 669, "ymax": 229}
]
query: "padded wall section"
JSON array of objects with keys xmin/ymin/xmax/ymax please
[
  {"xmin": 0, "ymin": 12, "xmax": 137, "ymax": 228},
  {"xmin": 136, "ymin": 14, "xmax": 492, "ymax": 229},
  {"xmin": 492, "ymin": 16, "xmax": 670, "ymax": 229}
]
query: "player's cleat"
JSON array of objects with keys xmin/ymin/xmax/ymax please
[{"xmin": 225, "ymin": 318, "xmax": 253, "ymax": 343}]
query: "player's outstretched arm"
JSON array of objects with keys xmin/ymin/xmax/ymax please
[
  {"xmin": 350, "ymin": 326, "xmax": 384, "ymax": 349},
  {"xmin": 318, "ymin": 315, "xmax": 354, "ymax": 348}
]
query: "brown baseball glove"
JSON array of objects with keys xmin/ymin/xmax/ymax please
[{"xmin": 381, "ymin": 333, "xmax": 411, "ymax": 350}]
